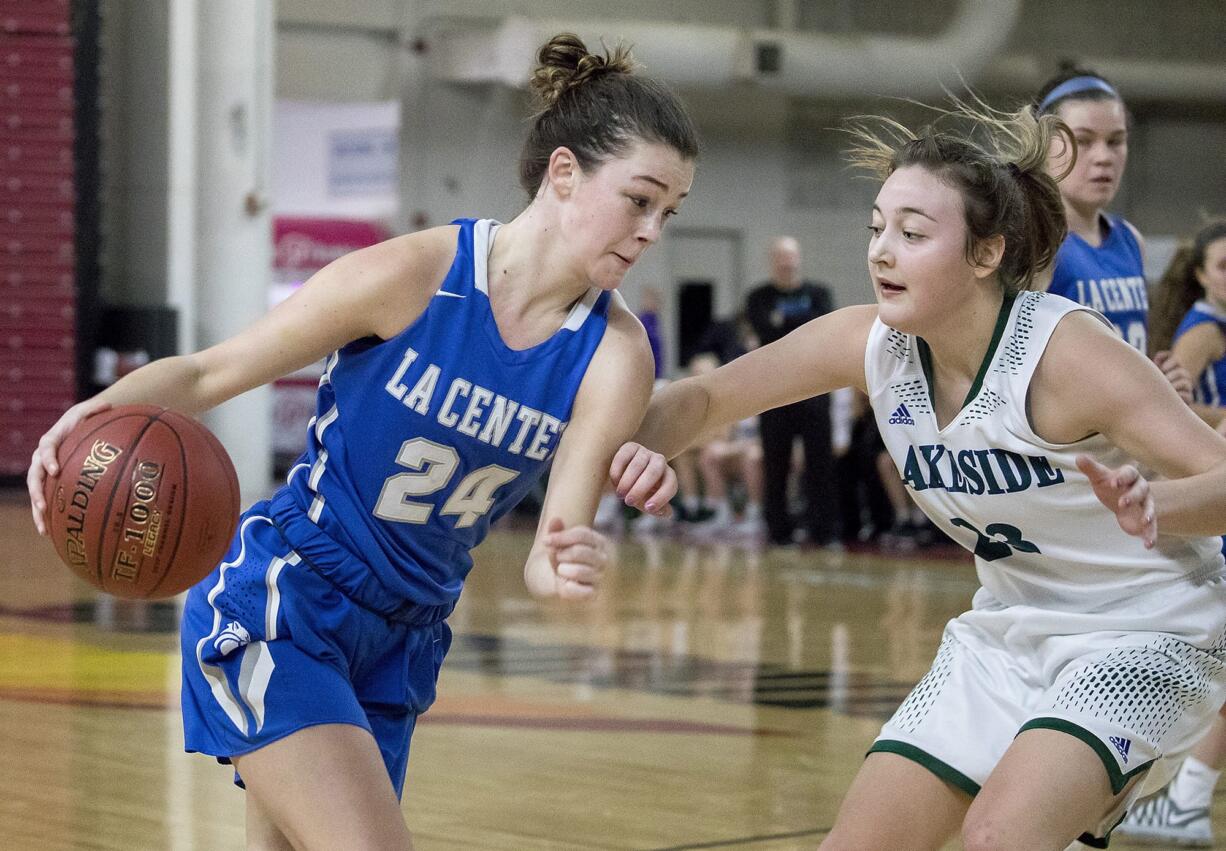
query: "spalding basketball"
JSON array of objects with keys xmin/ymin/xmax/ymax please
[{"xmin": 43, "ymin": 405, "xmax": 241, "ymax": 599}]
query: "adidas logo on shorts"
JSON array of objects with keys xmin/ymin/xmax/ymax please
[
  {"xmin": 214, "ymin": 621, "xmax": 252, "ymax": 657},
  {"xmin": 888, "ymin": 403, "xmax": 915, "ymax": 426},
  {"xmin": 1109, "ymin": 735, "xmax": 1132, "ymax": 764}
]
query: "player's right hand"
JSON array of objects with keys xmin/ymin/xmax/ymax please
[
  {"xmin": 27, "ymin": 398, "xmax": 112, "ymax": 536},
  {"xmin": 1075, "ymin": 454, "xmax": 1156, "ymax": 548},
  {"xmin": 542, "ymin": 517, "xmax": 610, "ymax": 601}
]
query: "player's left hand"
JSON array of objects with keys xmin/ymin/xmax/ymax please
[
  {"xmin": 610, "ymin": 442, "xmax": 676, "ymax": 517},
  {"xmin": 1154, "ymin": 351, "xmax": 1194, "ymax": 406},
  {"xmin": 1075, "ymin": 455, "xmax": 1157, "ymax": 548},
  {"xmin": 543, "ymin": 517, "xmax": 610, "ymax": 601}
]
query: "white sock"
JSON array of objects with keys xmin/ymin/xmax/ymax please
[
  {"xmin": 1169, "ymin": 756, "xmax": 1221, "ymax": 810},
  {"xmin": 683, "ymin": 495, "xmax": 700, "ymax": 513},
  {"xmin": 712, "ymin": 503, "xmax": 733, "ymax": 524},
  {"xmin": 744, "ymin": 502, "xmax": 761, "ymax": 521}
]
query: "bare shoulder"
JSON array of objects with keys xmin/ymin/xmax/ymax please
[
  {"xmin": 835, "ymin": 304, "xmax": 882, "ymax": 393},
  {"xmin": 561, "ymin": 291, "xmax": 655, "ymax": 438},
  {"xmin": 329, "ymin": 225, "xmax": 460, "ymax": 339},
  {"xmin": 1122, "ymin": 219, "xmax": 1147, "ymax": 258},
  {"xmin": 1041, "ymin": 308, "xmax": 1132, "ymax": 380},
  {"xmin": 1031, "ymin": 308, "xmax": 1150, "ymax": 439},
  {"xmin": 588, "ymin": 291, "xmax": 654, "ymax": 389},
  {"xmin": 834, "ymin": 303, "xmax": 880, "ymax": 338}
]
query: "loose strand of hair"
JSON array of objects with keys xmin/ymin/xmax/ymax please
[{"xmin": 841, "ymin": 115, "xmax": 917, "ymax": 179}]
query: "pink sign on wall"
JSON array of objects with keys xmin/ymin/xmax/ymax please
[
  {"xmin": 274, "ymin": 217, "xmax": 388, "ymax": 276},
  {"xmin": 271, "ymin": 216, "xmax": 389, "ymax": 463}
]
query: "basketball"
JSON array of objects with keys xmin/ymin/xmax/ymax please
[{"xmin": 42, "ymin": 404, "xmax": 241, "ymax": 599}]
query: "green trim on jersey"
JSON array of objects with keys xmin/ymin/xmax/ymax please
[
  {"xmin": 1075, "ymin": 809, "xmax": 1129, "ymax": 849},
  {"xmin": 867, "ymin": 740, "xmax": 980, "ymax": 797},
  {"xmin": 917, "ymin": 292, "xmax": 1017, "ymax": 414},
  {"xmin": 1017, "ymin": 717, "xmax": 1154, "ymax": 795},
  {"xmin": 1077, "ymin": 832, "xmax": 1110, "ymax": 849}
]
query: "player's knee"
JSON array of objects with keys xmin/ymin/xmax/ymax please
[{"xmin": 961, "ymin": 811, "xmax": 1024, "ymax": 851}]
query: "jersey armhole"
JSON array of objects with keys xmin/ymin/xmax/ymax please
[{"xmin": 1019, "ymin": 306, "xmax": 1110, "ymax": 448}]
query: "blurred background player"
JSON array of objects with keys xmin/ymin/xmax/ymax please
[
  {"xmin": 744, "ymin": 236, "xmax": 839, "ymax": 547},
  {"xmin": 685, "ymin": 352, "xmax": 765, "ymax": 541},
  {"xmin": 1034, "ymin": 65, "xmax": 1193, "ymax": 399},
  {"xmin": 1150, "ymin": 221, "xmax": 1226, "ymax": 432}
]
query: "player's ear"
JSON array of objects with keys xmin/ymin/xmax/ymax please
[
  {"xmin": 971, "ymin": 234, "xmax": 1005, "ymax": 279},
  {"xmin": 545, "ymin": 147, "xmax": 580, "ymax": 199}
]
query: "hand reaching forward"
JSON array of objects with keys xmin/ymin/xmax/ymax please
[
  {"xmin": 1075, "ymin": 455, "xmax": 1157, "ymax": 548},
  {"xmin": 542, "ymin": 517, "xmax": 611, "ymax": 601},
  {"xmin": 609, "ymin": 442, "xmax": 676, "ymax": 517}
]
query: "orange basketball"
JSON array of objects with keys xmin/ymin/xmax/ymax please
[{"xmin": 42, "ymin": 405, "xmax": 241, "ymax": 599}]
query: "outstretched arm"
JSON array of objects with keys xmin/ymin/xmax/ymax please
[
  {"xmin": 610, "ymin": 304, "xmax": 876, "ymax": 510},
  {"xmin": 632, "ymin": 305, "xmax": 877, "ymax": 460},
  {"xmin": 28, "ymin": 227, "xmax": 460, "ymax": 534}
]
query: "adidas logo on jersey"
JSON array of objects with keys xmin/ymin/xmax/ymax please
[
  {"xmin": 888, "ymin": 403, "xmax": 915, "ymax": 426},
  {"xmin": 1109, "ymin": 735, "xmax": 1132, "ymax": 764},
  {"xmin": 214, "ymin": 621, "xmax": 252, "ymax": 657}
]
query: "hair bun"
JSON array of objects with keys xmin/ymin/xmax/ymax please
[{"xmin": 529, "ymin": 33, "xmax": 636, "ymax": 109}]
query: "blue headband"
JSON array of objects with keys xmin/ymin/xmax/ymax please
[{"xmin": 1038, "ymin": 76, "xmax": 1119, "ymax": 113}]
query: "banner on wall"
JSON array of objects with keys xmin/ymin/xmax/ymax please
[
  {"xmin": 273, "ymin": 100, "xmax": 401, "ymax": 220},
  {"xmin": 273, "ymin": 216, "xmax": 389, "ymax": 288},
  {"xmin": 271, "ymin": 217, "xmax": 389, "ymax": 462},
  {"xmin": 270, "ymin": 98, "xmax": 400, "ymax": 466}
]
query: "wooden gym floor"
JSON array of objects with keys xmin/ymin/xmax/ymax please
[{"xmin": 0, "ymin": 489, "xmax": 1214, "ymax": 849}]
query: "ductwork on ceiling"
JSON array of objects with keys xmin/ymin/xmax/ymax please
[
  {"xmin": 419, "ymin": 0, "xmax": 1226, "ymax": 104},
  {"xmin": 984, "ymin": 54, "xmax": 1226, "ymax": 105},
  {"xmin": 422, "ymin": 1, "xmax": 1022, "ymax": 99}
]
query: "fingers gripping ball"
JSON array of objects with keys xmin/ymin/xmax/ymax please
[{"xmin": 42, "ymin": 405, "xmax": 240, "ymax": 599}]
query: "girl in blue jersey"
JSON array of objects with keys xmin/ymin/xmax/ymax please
[
  {"xmin": 1151, "ymin": 222, "xmax": 1226, "ymax": 431},
  {"xmin": 617, "ymin": 98, "xmax": 1226, "ymax": 850},
  {"xmin": 28, "ymin": 34, "xmax": 690, "ymax": 851},
  {"xmin": 1034, "ymin": 66, "xmax": 1193, "ymax": 399}
]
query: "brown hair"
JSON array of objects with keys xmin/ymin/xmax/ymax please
[
  {"xmin": 1149, "ymin": 220, "xmax": 1226, "ymax": 355},
  {"xmin": 845, "ymin": 98, "xmax": 1074, "ymax": 294},
  {"xmin": 518, "ymin": 34, "xmax": 699, "ymax": 199}
]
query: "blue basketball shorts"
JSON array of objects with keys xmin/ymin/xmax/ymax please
[{"xmin": 180, "ymin": 501, "xmax": 451, "ymax": 797}]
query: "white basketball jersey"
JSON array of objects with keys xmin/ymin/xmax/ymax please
[{"xmin": 866, "ymin": 290, "xmax": 1225, "ymax": 612}]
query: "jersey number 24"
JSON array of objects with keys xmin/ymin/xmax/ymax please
[{"xmin": 373, "ymin": 437, "xmax": 520, "ymax": 529}]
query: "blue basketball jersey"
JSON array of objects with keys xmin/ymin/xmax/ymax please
[
  {"xmin": 270, "ymin": 218, "xmax": 611, "ymax": 617},
  {"xmin": 1174, "ymin": 300, "xmax": 1226, "ymax": 407},
  {"xmin": 1048, "ymin": 215, "xmax": 1148, "ymax": 352}
]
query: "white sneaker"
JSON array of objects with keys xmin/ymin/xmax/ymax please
[
  {"xmin": 728, "ymin": 515, "xmax": 765, "ymax": 542},
  {"xmin": 685, "ymin": 504, "xmax": 735, "ymax": 539},
  {"xmin": 1115, "ymin": 790, "xmax": 1213, "ymax": 847},
  {"xmin": 629, "ymin": 511, "xmax": 671, "ymax": 536},
  {"xmin": 686, "ymin": 514, "xmax": 731, "ymax": 538}
]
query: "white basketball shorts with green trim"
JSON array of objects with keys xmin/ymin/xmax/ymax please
[{"xmin": 871, "ymin": 580, "xmax": 1226, "ymax": 846}]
